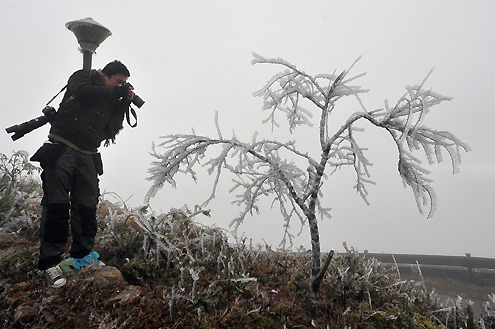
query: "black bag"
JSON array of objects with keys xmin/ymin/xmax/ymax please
[
  {"xmin": 92, "ymin": 153, "xmax": 103, "ymax": 176},
  {"xmin": 30, "ymin": 143, "xmax": 67, "ymax": 168}
]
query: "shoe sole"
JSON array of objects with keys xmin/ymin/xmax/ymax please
[{"xmin": 49, "ymin": 278, "xmax": 67, "ymax": 289}]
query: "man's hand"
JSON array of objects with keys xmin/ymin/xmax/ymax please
[{"xmin": 114, "ymin": 84, "xmax": 134, "ymax": 101}]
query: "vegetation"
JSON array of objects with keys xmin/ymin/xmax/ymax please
[
  {"xmin": 145, "ymin": 54, "xmax": 470, "ymax": 304},
  {"xmin": 1, "ymin": 150, "xmax": 493, "ymax": 328},
  {"xmin": 0, "ymin": 150, "xmax": 41, "ymax": 231}
]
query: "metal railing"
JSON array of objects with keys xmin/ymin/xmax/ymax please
[{"xmin": 360, "ymin": 251, "xmax": 495, "ymax": 284}]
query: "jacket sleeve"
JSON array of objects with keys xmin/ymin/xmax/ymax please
[{"xmin": 68, "ymin": 70, "xmax": 114, "ymax": 103}]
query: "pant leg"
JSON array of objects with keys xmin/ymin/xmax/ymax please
[
  {"xmin": 69, "ymin": 153, "xmax": 100, "ymax": 259},
  {"xmin": 38, "ymin": 147, "xmax": 76, "ymax": 270}
]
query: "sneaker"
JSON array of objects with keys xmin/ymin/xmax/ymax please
[{"xmin": 44, "ymin": 265, "xmax": 66, "ymax": 288}]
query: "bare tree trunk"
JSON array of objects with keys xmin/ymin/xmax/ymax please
[
  {"xmin": 303, "ymin": 209, "xmax": 335, "ymax": 310},
  {"xmin": 307, "ymin": 213, "xmax": 321, "ymax": 300}
]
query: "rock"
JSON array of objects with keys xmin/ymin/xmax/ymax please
[{"xmin": 91, "ymin": 266, "xmax": 127, "ymax": 289}]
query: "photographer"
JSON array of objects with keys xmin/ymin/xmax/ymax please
[{"xmin": 31, "ymin": 60, "xmax": 135, "ymax": 288}]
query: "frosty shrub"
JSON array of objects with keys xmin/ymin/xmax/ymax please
[
  {"xmin": 145, "ymin": 54, "xmax": 470, "ymax": 307},
  {"xmin": 480, "ymin": 293, "xmax": 495, "ymax": 328},
  {"xmin": 98, "ymin": 198, "xmax": 272, "ymax": 321},
  {"xmin": 0, "ymin": 150, "xmax": 42, "ymax": 231}
]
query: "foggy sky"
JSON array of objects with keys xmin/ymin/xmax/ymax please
[{"xmin": 1, "ymin": 1, "xmax": 494, "ymax": 257}]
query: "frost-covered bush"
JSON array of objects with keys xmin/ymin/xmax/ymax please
[
  {"xmin": 0, "ymin": 150, "xmax": 42, "ymax": 232},
  {"xmin": 145, "ymin": 54, "xmax": 470, "ymax": 305},
  {"xmin": 97, "ymin": 198, "xmax": 272, "ymax": 320},
  {"xmin": 95, "ymin": 196, "xmax": 483, "ymax": 327},
  {"xmin": 480, "ymin": 293, "xmax": 495, "ymax": 328}
]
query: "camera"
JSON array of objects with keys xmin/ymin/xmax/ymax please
[
  {"xmin": 124, "ymin": 83, "xmax": 145, "ymax": 108},
  {"xmin": 5, "ymin": 106, "xmax": 56, "ymax": 141}
]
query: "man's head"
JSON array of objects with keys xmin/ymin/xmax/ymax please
[{"xmin": 102, "ymin": 60, "xmax": 130, "ymax": 88}]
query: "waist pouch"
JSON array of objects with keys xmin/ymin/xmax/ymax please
[
  {"xmin": 30, "ymin": 142, "xmax": 67, "ymax": 168},
  {"xmin": 92, "ymin": 153, "xmax": 103, "ymax": 175}
]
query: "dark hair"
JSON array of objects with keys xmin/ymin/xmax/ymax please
[{"xmin": 102, "ymin": 60, "xmax": 130, "ymax": 78}]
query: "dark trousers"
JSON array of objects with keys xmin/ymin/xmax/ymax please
[{"xmin": 38, "ymin": 146, "xmax": 100, "ymax": 270}]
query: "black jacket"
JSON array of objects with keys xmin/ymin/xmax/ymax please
[{"xmin": 49, "ymin": 69, "xmax": 129, "ymax": 152}]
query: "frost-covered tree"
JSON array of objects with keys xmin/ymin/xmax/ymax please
[{"xmin": 145, "ymin": 54, "xmax": 470, "ymax": 305}]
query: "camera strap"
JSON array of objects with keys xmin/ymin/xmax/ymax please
[
  {"xmin": 125, "ymin": 105, "xmax": 138, "ymax": 128},
  {"xmin": 46, "ymin": 85, "xmax": 68, "ymax": 106}
]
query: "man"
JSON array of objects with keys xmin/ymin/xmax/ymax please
[{"xmin": 31, "ymin": 60, "xmax": 135, "ymax": 288}]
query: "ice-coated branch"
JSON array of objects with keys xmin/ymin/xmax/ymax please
[
  {"xmin": 146, "ymin": 127, "xmax": 317, "ymax": 236},
  {"xmin": 252, "ymin": 53, "xmax": 368, "ymax": 133},
  {"xmin": 358, "ymin": 77, "xmax": 471, "ymax": 217}
]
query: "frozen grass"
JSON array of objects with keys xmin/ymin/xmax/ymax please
[{"xmin": 0, "ymin": 151, "xmax": 488, "ymax": 327}]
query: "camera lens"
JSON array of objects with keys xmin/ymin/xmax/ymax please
[{"xmin": 132, "ymin": 94, "xmax": 145, "ymax": 108}]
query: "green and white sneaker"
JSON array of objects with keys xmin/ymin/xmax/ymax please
[{"xmin": 44, "ymin": 265, "xmax": 66, "ymax": 288}]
